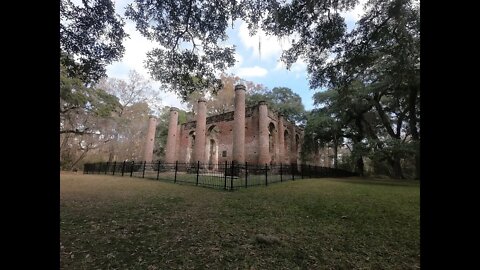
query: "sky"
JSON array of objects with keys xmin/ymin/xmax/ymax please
[{"xmin": 106, "ymin": 0, "xmax": 367, "ymax": 112}]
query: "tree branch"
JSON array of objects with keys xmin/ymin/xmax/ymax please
[
  {"xmin": 373, "ymin": 93, "xmax": 398, "ymax": 139},
  {"xmin": 60, "ymin": 129, "xmax": 95, "ymax": 135},
  {"xmin": 171, "ymin": 0, "xmax": 194, "ymax": 52},
  {"xmin": 60, "ymin": 105, "xmax": 80, "ymax": 114}
]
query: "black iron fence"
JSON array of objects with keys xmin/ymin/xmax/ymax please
[{"xmin": 83, "ymin": 161, "xmax": 357, "ymax": 191}]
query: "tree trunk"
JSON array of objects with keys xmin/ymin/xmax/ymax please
[
  {"xmin": 353, "ymin": 118, "xmax": 365, "ymax": 176},
  {"xmin": 70, "ymin": 150, "xmax": 89, "ymax": 171},
  {"xmin": 108, "ymin": 150, "xmax": 114, "ymax": 163},
  {"xmin": 333, "ymin": 139, "xmax": 338, "ymax": 169},
  {"xmin": 408, "ymin": 85, "xmax": 420, "ymax": 180},
  {"xmin": 356, "ymin": 156, "xmax": 364, "ymax": 177},
  {"xmin": 108, "ymin": 134, "xmax": 119, "ymax": 163},
  {"xmin": 60, "ymin": 133, "xmax": 71, "ymax": 153},
  {"xmin": 415, "ymin": 150, "xmax": 420, "ymax": 180},
  {"xmin": 390, "ymin": 154, "xmax": 405, "ymax": 179}
]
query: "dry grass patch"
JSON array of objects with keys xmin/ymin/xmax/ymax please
[{"xmin": 61, "ymin": 174, "xmax": 419, "ymax": 269}]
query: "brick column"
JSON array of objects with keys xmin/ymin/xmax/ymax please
[
  {"xmin": 278, "ymin": 114, "xmax": 285, "ymax": 163},
  {"xmin": 143, "ymin": 116, "xmax": 157, "ymax": 163},
  {"xmin": 193, "ymin": 98, "xmax": 207, "ymax": 163},
  {"xmin": 175, "ymin": 124, "xmax": 182, "ymax": 162},
  {"xmin": 258, "ymin": 101, "xmax": 270, "ymax": 165},
  {"xmin": 232, "ymin": 84, "xmax": 246, "ymax": 164},
  {"xmin": 165, "ymin": 108, "xmax": 178, "ymax": 163}
]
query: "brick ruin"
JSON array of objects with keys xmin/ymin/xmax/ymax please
[
  {"xmin": 159, "ymin": 84, "xmax": 304, "ymax": 167},
  {"xmin": 143, "ymin": 116, "xmax": 157, "ymax": 162}
]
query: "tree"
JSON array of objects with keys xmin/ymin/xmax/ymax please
[
  {"xmin": 304, "ymin": 82, "xmax": 377, "ymax": 175},
  {"xmin": 357, "ymin": 0, "xmax": 420, "ymax": 179},
  {"xmin": 60, "ymin": 0, "xmax": 129, "ymax": 169},
  {"xmin": 268, "ymin": 87, "xmax": 306, "ymax": 124},
  {"xmin": 127, "ymin": 0, "xmax": 342, "ymax": 100},
  {"xmin": 246, "ymin": 86, "xmax": 306, "ymax": 124},
  {"xmin": 264, "ymin": 0, "xmax": 419, "ymax": 178},
  {"xmin": 206, "ymin": 74, "xmax": 241, "ymax": 115},
  {"xmin": 96, "ymin": 70, "xmax": 162, "ymax": 115},
  {"xmin": 182, "ymin": 74, "xmax": 267, "ymax": 117},
  {"xmin": 334, "ymin": 0, "xmax": 420, "ymax": 179},
  {"xmin": 73, "ymin": 0, "xmax": 419, "ymax": 178},
  {"xmin": 302, "ymin": 109, "xmax": 344, "ymax": 169},
  {"xmin": 125, "ymin": 0, "xmax": 240, "ymax": 100},
  {"xmin": 207, "ymin": 74, "xmax": 267, "ymax": 115},
  {"xmin": 60, "ymin": 0, "xmax": 128, "ymax": 84},
  {"xmin": 154, "ymin": 106, "xmax": 188, "ymax": 160},
  {"xmin": 107, "ymin": 101, "xmax": 152, "ymax": 162},
  {"xmin": 60, "ymin": 62, "xmax": 122, "ymax": 136},
  {"xmin": 94, "ymin": 71, "xmax": 162, "ymax": 162},
  {"xmin": 60, "ymin": 66, "xmax": 122, "ymax": 169}
]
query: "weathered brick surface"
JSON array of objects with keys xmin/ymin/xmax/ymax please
[
  {"xmin": 165, "ymin": 108, "xmax": 178, "ymax": 163},
  {"xmin": 194, "ymin": 98, "xmax": 207, "ymax": 163},
  {"xmin": 143, "ymin": 116, "xmax": 157, "ymax": 162},
  {"xmin": 232, "ymin": 85, "xmax": 246, "ymax": 163},
  {"xmin": 258, "ymin": 101, "xmax": 269, "ymax": 165},
  {"xmin": 166, "ymin": 85, "xmax": 305, "ymax": 166}
]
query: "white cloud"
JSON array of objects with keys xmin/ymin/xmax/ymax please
[
  {"xmin": 340, "ymin": 0, "xmax": 368, "ymax": 25},
  {"xmin": 238, "ymin": 22, "xmax": 292, "ymax": 61},
  {"xmin": 106, "ymin": 22, "xmax": 185, "ymax": 112},
  {"xmin": 274, "ymin": 61, "xmax": 285, "ymax": 71},
  {"xmin": 274, "ymin": 59, "xmax": 307, "ymax": 77},
  {"xmin": 120, "ymin": 23, "xmax": 159, "ymax": 76},
  {"xmin": 223, "ymin": 52, "xmax": 244, "ymax": 76},
  {"xmin": 159, "ymin": 88, "xmax": 188, "ymax": 110},
  {"xmin": 326, "ymin": 52, "xmax": 336, "ymax": 64},
  {"xmin": 235, "ymin": 66, "xmax": 268, "ymax": 78},
  {"xmin": 226, "ymin": 51, "xmax": 268, "ymax": 78},
  {"xmin": 290, "ymin": 61, "xmax": 307, "ymax": 73},
  {"xmin": 233, "ymin": 52, "xmax": 243, "ymax": 68}
]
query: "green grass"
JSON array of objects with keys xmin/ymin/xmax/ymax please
[
  {"xmin": 118, "ymin": 170, "xmax": 297, "ymax": 189},
  {"xmin": 60, "ymin": 173, "xmax": 420, "ymax": 269}
]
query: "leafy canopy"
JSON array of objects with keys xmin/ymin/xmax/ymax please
[
  {"xmin": 125, "ymin": 0, "xmax": 359, "ymax": 100},
  {"xmin": 246, "ymin": 87, "xmax": 306, "ymax": 124},
  {"xmin": 60, "ymin": 0, "xmax": 128, "ymax": 84}
]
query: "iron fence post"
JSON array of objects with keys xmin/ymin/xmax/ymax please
[
  {"xmin": 245, "ymin": 162, "xmax": 248, "ymax": 188},
  {"xmin": 265, "ymin": 163, "xmax": 268, "ymax": 186},
  {"xmin": 196, "ymin": 161, "xmax": 200, "ymax": 186},
  {"xmin": 130, "ymin": 161, "xmax": 134, "ymax": 177},
  {"xmin": 112, "ymin": 161, "xmax": 116, "ymax": 175},
  {"xmin": 157, "ymin": 160, "xmax": 161, "ymax": 180},
  {"xmin": 280, "ymin": 163, "xmax": 283, "ymax": 182},
  {"xmin": 230, "ymin": 162, "xmax": 234, "ymax": 191},
  {"xmin": 142, "ymin": 161, "xmax": 146, "ymax": 178},
  {"xmin": 224, "ymin": 161, "xmax": 227, "ymax": 190},
  {"xmin": 105, "ymin": 162, "xmax": 109, "ymax": 175},
  {"xmin": 174, "ymin": 161, "xmax": 178, "ymax": 183},
  {"xmin": 121, "ymin": 161, "xmax": 126, "ymax": 176}
]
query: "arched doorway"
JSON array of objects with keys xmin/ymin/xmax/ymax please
[
  {"xmin": 268, "ymin": 122, "xmax": 277, "ymax": 164},
  {"xmin": 206, "ymin": 125, "xmax": 219, "ymax": 170},
  {"xmin": 186, "ymin": 131, "xmax": 195, "ymax": 164}
]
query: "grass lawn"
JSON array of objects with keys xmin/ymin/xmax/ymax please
[{"xmin": 60, "ymin": 173, "xmax": 420, "ymax": 269}]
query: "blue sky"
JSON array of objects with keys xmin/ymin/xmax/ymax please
[{"xmin": 106, "ymin": 0, "xmax": 366, "ymax": 112}]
